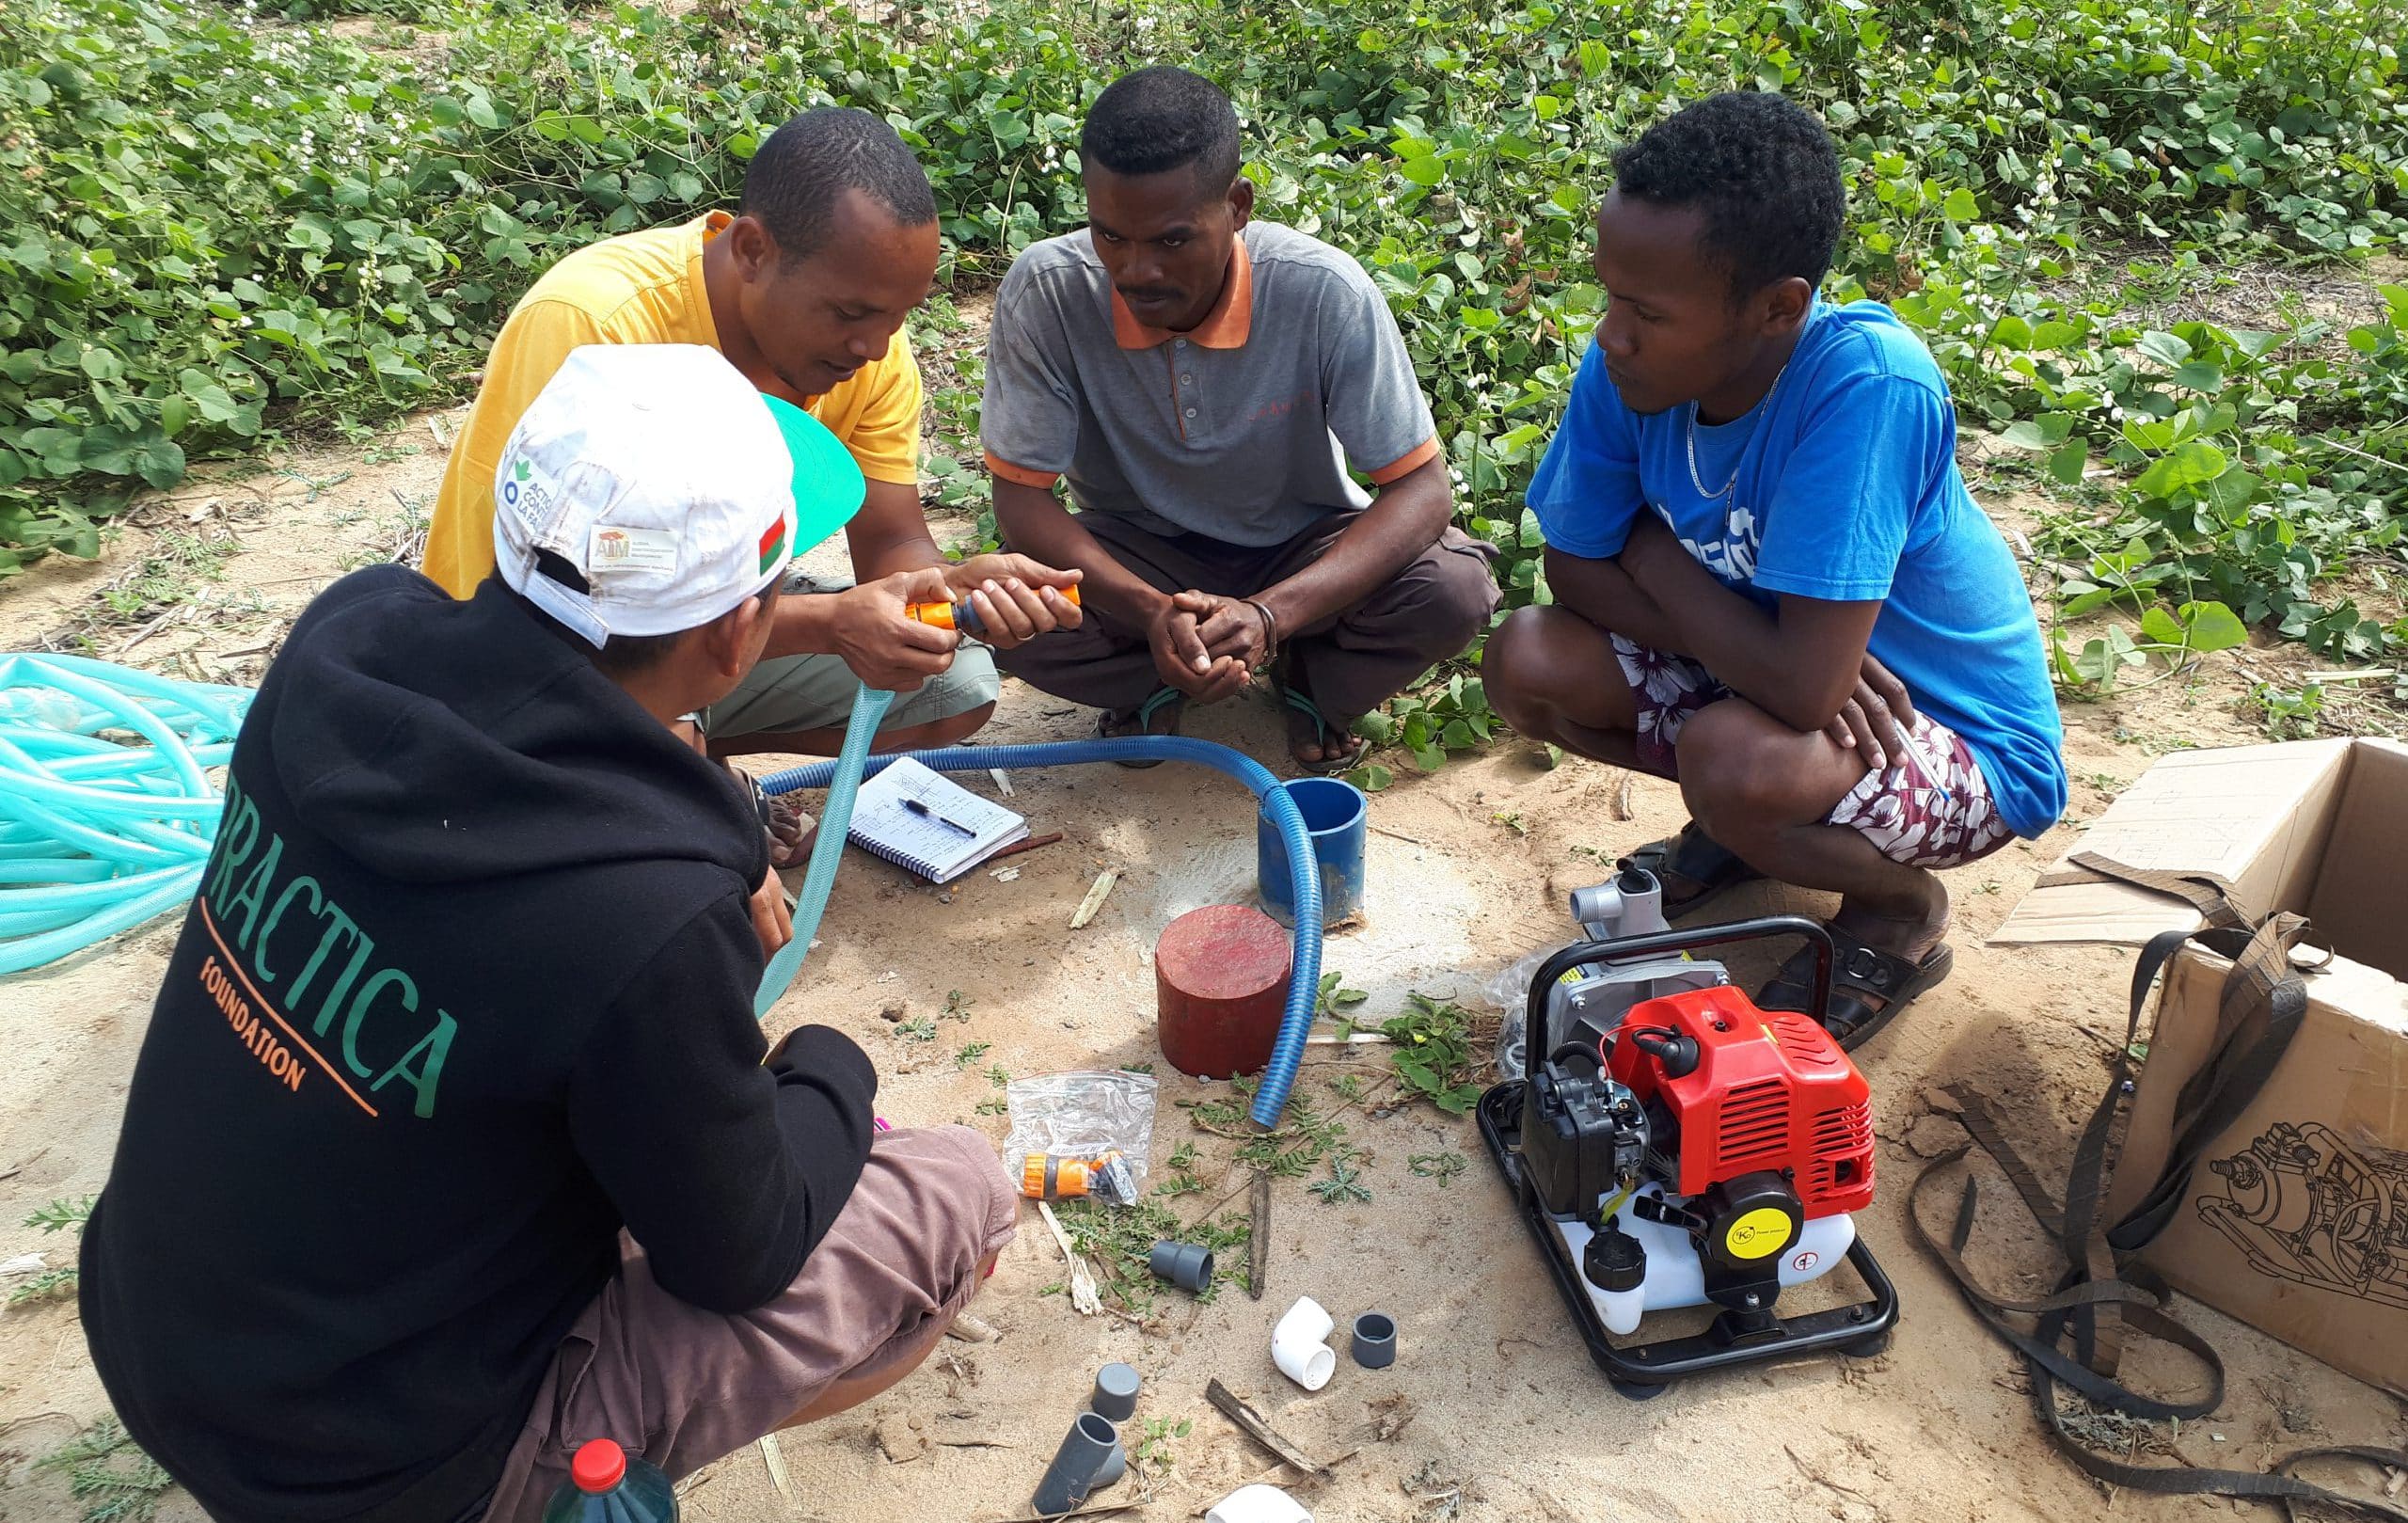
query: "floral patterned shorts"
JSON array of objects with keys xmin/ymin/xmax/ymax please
[{"xmin": 1611, "ymin": 635, "xmax": 2015, "ymax": 871}]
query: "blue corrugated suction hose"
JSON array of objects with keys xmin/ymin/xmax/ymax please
[{"xmin": 753, "ymin": 722, "xmax": 1323, "ymax": 1128}]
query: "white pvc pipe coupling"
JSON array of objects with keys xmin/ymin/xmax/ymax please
[
  {"xmin": 1271, "ymin": 1295, "xmax": 1337, "ymax": 1391},
  {"xmin": 1206, "ymin": 1483, "xmax": 1315, "ymax": 1523}
]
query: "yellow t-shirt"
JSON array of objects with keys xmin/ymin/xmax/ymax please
[{"xmin": 421, "ymin": 210, "xmax": 923, "ymax": 596}]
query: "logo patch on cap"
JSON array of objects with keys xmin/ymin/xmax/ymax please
[
  {"xmin": 589, "ymin": 524, "xmax": 679, "ymax": 575},
  {"xmin": 756, "ymin": 516, "xmax": 789, "ymax": 576}
]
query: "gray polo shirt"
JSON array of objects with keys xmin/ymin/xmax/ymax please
[{"xmin": 980, "ymin": 220, "xmax": 1440, "ymax": 548}]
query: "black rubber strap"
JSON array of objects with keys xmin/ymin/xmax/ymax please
[{"xmin": 1909, "ymin": 861, "xmax": 2404, "ymax": 1515}]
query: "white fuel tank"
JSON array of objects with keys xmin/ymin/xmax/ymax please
[{"xmin": 1554, "ymin": 1182, "xmax": 1856, "ymax": 1337}]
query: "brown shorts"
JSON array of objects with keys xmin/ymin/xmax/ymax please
[{"xmin": 480, "ymin": 1125, "xmax": 1018, "ymax": 1523}]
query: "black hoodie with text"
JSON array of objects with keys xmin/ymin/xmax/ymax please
[{"xmin": 80, "ymin": 564, "xmax": 878, "ymax": 1523}]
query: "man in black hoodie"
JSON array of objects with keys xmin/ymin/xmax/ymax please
[{"xmin": 81, "ymin": 342, "xmax": 1018, "ymax": 1523}]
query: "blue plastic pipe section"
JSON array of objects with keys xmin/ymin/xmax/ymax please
[
  {"xmin": 754, "ymin": 732, "xmax": 1323, "ymax": 1128},
  {"xmin": 0, "ymin": 653, "xmax": 253, "ymax": 976},
  {"xmin": 750, "ymin": 683, "xmax": 894, "ymax": 1020}
]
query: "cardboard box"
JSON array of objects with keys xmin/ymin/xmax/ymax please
[{"xmin": 1994, "ymin": 738, "xmax": 2408, "ymax": 1396}]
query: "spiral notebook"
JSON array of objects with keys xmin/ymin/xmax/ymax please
[{"xmin": 847, "ymin": 757, "xmax": 1028, "ymax": 883}]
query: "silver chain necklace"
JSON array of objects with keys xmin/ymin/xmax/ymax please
[{"xmin": 1686, "ymin": 359, "xmax": 1790, "ymax": 501}]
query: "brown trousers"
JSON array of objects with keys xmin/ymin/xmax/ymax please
[{"xmin": 996, "ymin": 509, "xmax": 1501, "ymax": 722}]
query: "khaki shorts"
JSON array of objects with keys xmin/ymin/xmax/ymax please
[
  {"xmin": 702, "ymin": 574, "xmax": 1001, "ymax": 741},
  {"xmin": 479, "ymin": 1126, "xmax": 1017, "ymax": 1523}
]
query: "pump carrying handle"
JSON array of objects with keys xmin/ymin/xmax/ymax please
[{"xmin": 1521, "ymin": 913, "xmax": 1835, "ymax": 1084}]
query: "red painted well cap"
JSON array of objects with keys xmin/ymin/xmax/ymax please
[
  {"xmin": 571, "ymin": 1438, "xmax": 626, "ymax": 1494},
  {"xmin": 1155, "ymin": 903, "xmax": 1289, "ymax": 1000}
]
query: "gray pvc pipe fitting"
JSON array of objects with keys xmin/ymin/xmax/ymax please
[
  {"xmin": 1090, "ymin": 1440, "xmax": 1128, "ymax": 1490},
  {"xmin": 1149, "ymin": 1239, "xmax": 1214, "ymax": 1293},
  {"xmin": 1091, "ymin": 1362, "xmax": 1142, "ymax": 1421},
  {"xmin": 1352, "ymin": 1311, "xmax": 1397, "ymax": 1370},
  {"xmin": 1032, "ymin": 1411, "xmax": 1118, "ymax": 1517}
]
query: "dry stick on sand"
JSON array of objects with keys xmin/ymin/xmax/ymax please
[
  {"xmin": 1247, "ymin": 1167, "xmax": 1271, "ymax": 1303},
  {"xmin": 982, "ymin": 1503, "xmax": 1145, "ymax": 1523},
  {"xmin": 1204, "ymin": 1380, "xmax": 1335, "ymax": 1481},
  {"xmin": 1069, "ymin": 870, "xmax": 1119, "ymax": 928}
]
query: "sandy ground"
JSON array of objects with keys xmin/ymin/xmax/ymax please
[{"xmin": 1, "ymin": 415, "xmax": 2403, "ymax": 1523}]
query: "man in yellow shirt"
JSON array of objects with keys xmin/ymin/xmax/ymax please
[{"xmin": 425, "ymin": 107, "xmax": 1080, "ymax": 795}]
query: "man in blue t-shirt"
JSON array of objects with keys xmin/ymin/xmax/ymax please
[{"xmin": 1488, "ymin": 93, "xmax": 2067, "ymax": 1049}]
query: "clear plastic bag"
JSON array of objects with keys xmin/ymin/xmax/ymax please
[{"xmin": 1001, "ymin": 1070, "xmax": 1158, "ymax": 1205}]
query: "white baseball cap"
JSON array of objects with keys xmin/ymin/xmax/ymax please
[{"xmin": 492, "ymin": 343, "xmax": 865, "ymax": 648}]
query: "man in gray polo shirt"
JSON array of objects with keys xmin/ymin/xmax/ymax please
[{"xmin": 980, "ymin": 67, "xmax": 1498, "ymax": 770}]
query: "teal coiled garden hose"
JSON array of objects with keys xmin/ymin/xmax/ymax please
[
  {"xmin": 751, "ymin": 696, "xmax": 1325, "ymax": 1129},
  {"xmin": 0, "ymin": 653, "xmax": 252, "ymax": 976}
]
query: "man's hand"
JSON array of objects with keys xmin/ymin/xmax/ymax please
[
  {"xmin": 826, "ymin": 566, "xmax": 959, "ymax": 691},
  {"xmin": 944, "ymin": 553, "xmax": 1084, "ymax": 650},
  {"xmin": 750, "ymin": 863, "xmax": 794, "ymax": 959},
  {"xmin": 1178, "ymin": 591, "xmax": 1274, "ymax": 670},
  {"xmin": 1147, "ymin": 593, "xmax": 1251, "ymax": 704},
  {"xmin": 1824, "ymin": 652, "xmax": 1919, "ymax": 770}
]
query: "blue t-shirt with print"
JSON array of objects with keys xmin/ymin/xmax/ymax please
[{"xmin": 1526, "ymin": 299, "xmax": 2067, "ymax": 840}]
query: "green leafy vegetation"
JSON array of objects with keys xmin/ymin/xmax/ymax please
[
  {"xmin": 7, "ymin": 0, "xmax": 2402, "ymax": 724},
  {"xmin": 1054, "ymin": 1192, "xmax": 1250, "ymax": 1312},
  {"xmin": 10, "ymin": 1195, "xmax": 93, "ymax": 1308},
  {"xmin": 1308, "ymin": 1148, "xmax": 1374, "ymax": 1203},
  {"xmin": 1383, "ymin": 994, "xmax": 1485, "ymax": 1115},
  {"xmin": 1408, "ymin": 1149, "xmax": 1469, "ymax": 1185},
  {"xmin": 36, "ymin": 1417, "xmax": 175, "ymax": 1523}
]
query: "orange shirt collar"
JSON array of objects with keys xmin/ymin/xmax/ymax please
[
  {"xmin": 687, "ymin": 210, "xmax": 734, "ymax": 349},
  {"xmin": 1110, "ymin": 237, "xmax": 1253, "ymax": 351}
]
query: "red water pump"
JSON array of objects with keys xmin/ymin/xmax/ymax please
[
  {"xmin": 1608, "ymin": 986, "xmax": 1876, "ymax": 1214},
  {"xmin": 1480, "ymin": 914, "xmax": 1898, "ymax": 1395}
]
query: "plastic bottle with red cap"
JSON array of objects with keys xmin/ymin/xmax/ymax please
[{"xmin": 541, "ymin": 1438, "xmax": 677, "ymax": 1522}]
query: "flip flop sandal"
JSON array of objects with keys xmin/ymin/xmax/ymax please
[
  {"xmin": 1620, "ymin": 821, "xmax": 1765, "ymax": 918},
  {"xmin": 1756, "ymin": 926, "xmax": 1955, "ymax": 1052},
  {"xmin": 1098, "ymin": 686, "xmax": 1184, "ymax": 769},
  {"xmin": 1280, "ymin": 685, "xmax": 1371, "ymax": 774}
]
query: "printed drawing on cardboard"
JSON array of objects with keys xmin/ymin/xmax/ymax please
[{"xmin": 2198, "ymin": 1120, "xmax": 2408, "ymax": 1310}]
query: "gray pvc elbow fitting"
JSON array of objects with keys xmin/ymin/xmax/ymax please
[
  {"xmin": 1149, "ymin": 1239, "xmax": 1214, "ymax": 1293},
  {"xmin": 1033, "ymin": 1411, "xmax": 1118, "ymax": 1517},
  {"xmin": 1352, "ymin": 1311, "xmax": 1397, "ymax": 1369},
  {"xmin": 1091, "ymin": 1362, "xmax": 1142, "ymax": 1421},
  {"xmin": 1090, "ymin": 1439, "xmax": 1128, "ymax": 1489}
]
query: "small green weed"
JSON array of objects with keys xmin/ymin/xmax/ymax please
[
  {"xmin": 1308, "ymin": 1149, "xmax": 1373, "ymax": 1204},
  {"xmin": 1129, "ymin": 1416, "xmax": 1193, "ymax": 1492},
  {"xmin": 2248, "ymin": 680, "xmax": 2327, "ymax": 738},
  {"xmin": 10, "ymin": 1196, "xmax": 94, "ymax": 1308},
  {"xmin": 953, "ymin": 1040, "xmax": 990, "ymax": 1069},
  {"xmin": 1157, "ymin": 1141, "xmax": 1205, "ymax": 1198},
  {"xmin": 1384, "ymin": 995, "xmax": 1485, "ymax": 1116},
  {"xmin": 36, "ymin": 1417, "xmax": 175, "ymax": 1523},
  {"xmin": 94, "ymin": 531, "xmax": 235, "ymax": 625},
  {"xmin": 1409, "ymin": 1150, "xmax": 1469, "ymax": 1187},
  {"xmin": 1315, "ymin": 970, "xmax": 1368, "ymax": 1022}
]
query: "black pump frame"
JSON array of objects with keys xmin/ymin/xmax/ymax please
[{"xmin": 1477, "ymin": 913, "xmax": 1900, "ymax": 1394}]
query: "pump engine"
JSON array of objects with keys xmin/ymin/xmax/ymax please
[{"xmin": 1479, "ymin": 904, "xmax": 1898, "ymax": 1393}]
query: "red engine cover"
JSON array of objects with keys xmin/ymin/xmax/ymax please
[{"xmin": 1605, "ymin": 985, "xmax": 1875, "ymax": 1217}]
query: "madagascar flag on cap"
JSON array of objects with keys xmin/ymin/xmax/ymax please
[{"xmin": 757, "ymin": 515, "xmax": 789, "ymax": 577}]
